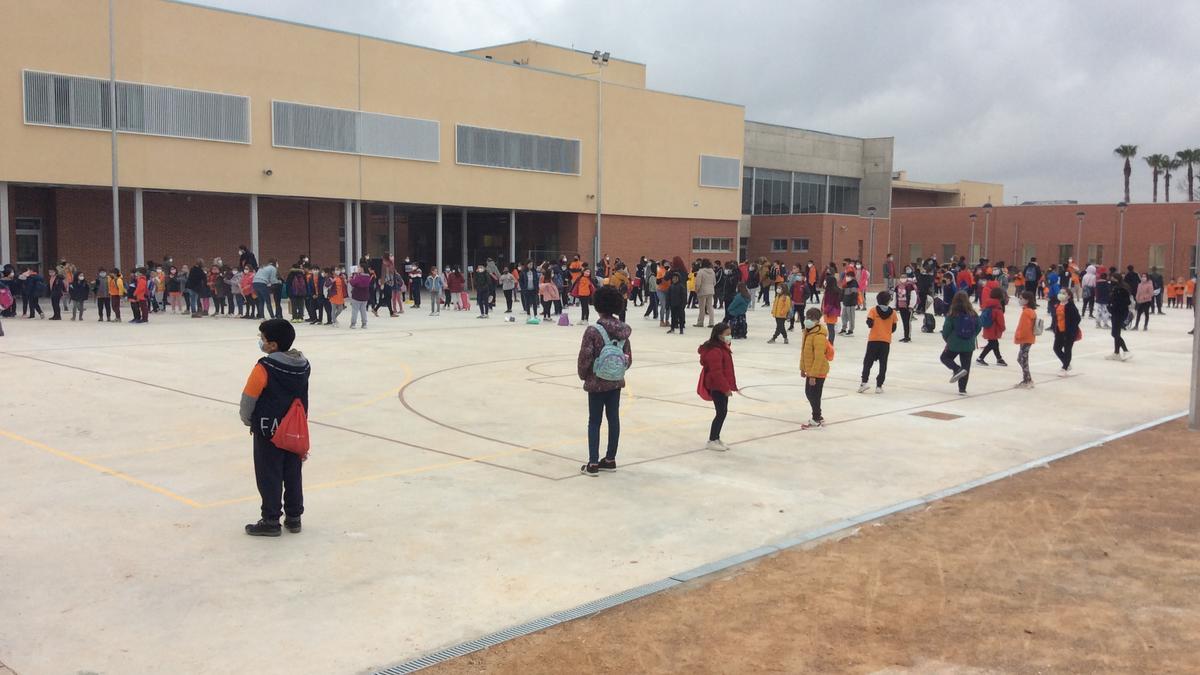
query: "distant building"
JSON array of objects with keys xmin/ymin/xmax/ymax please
[{"xmin": 891, "ymin": 171, "xmax": 1004, "ymax": 208}]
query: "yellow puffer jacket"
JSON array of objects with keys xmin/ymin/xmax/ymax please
[
  {"xmin": 771, "ymin": 293, "xmax": 791, "ymax": 318},
  {"xmin": 800, "ymin": 324, "xmax": 830, "ymax": 378}
]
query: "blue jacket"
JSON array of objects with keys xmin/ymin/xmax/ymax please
[{"xmin": 726, "ymin": 293, "xmax": 749, "ymax": 317}]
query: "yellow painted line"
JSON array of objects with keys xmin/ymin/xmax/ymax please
[
  {"xmin": 0, "ymin": 427, "xmax": 203, "ymax": 508},
  {"xmin": 200, "ymin": 446, "xmax": 533, "ymax": 508},
  {"xmin": 321, "ymin": 363, "xmax": 413, "ymax": 417}
]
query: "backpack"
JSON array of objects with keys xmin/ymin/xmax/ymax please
[
  {"xmin": 1024, "ymin": 264, "xmax": 1039, "ymax": 280},
  {"xmin": 289, "ymin": 274, "xmax": 306, "ymax": 296},
  {"xmin": 271, "ymin": 398, "xmax": 310, "ymax": 460},
  {"xmin": 954, "ymin": 314, "xmax": 978, "ymax": 340},
  {"xmin": 0, "ymin": 285, "xmax": 12, "ymax": 310},
  {"xmin": 922, "ymin": 313, "xmax": 936, "ymax": 333},
  {"xmin": 1033, "ymin": 318, "xmax": 1044, "ymax": 336},
  {"xmin": 980, "ymin": 307, "xmax": 993, "ymax": 328},
  {"xmin": 747, "ymin": 268, "xmax": 759, "ymax": 288},
  {"xmin": 591, "ymin": 323, "xmax": 629, "ymax": 381}
]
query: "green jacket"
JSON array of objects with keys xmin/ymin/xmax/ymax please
[{"xmin": 941, "ymin": 314, "xmax": 981, "ymax": 353}]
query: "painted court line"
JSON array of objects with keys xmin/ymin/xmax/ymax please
[{"xmin": 371, "ymin": 410, "xmax": 1189, "ymax": 674}]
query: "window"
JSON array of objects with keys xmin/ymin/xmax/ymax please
[
  {"xmin": 770, "ymin": 239, "xmax": 788, "ymax": 252},
  {"xmin": 272, "ymin": 102, "xmax": 440, "ymax": 161},
  {"xmin": 692, "ymin": 237, "xmax": 732, "ymax": 253},
  {"xmin": 1148, "ymin": 244, "xmax": 1166, "ymax": 272},
  {"xmin": 791, "ymin": 238, "xmax": 810, "ymax": 252},
  {"xmin": 23, "ymin": 70, "xmax": 250, "ymax": 143},
  {"xmin": 456, "ymin": 124, "xmax": 580, "ymax": 174},
  {"xmin": 908, "ymin": 243, "xmax": 922, "ymax": 263},
  {"xmin": 1058, "ymin": 244, "xmax": 1074, "ymax": 265},
  {"xmin": 1022, "ymin": 243, "xmax": 1037, "ymax": 264},
  {"xmin": 792, "ymin": 173, "xmax": 827, "ymax": 214},
  {"xmin": 827, "ymin": 176, "xmax": 860, "ymax": 215},
  {"xmin": 741, "ymin": 167, "xmax": 754, "ymax": 215},
  {"xmin": 753, "ymin": 169, "xmax": 791, "ymax": 215},
  {"xmin": 942, "ymin": 244, "xmax": 957, "ymax": 261},
  {"xmin": 1087, "ymin": 244, "xmax": 1104, "ymax": 265},
  {"xmin": 699, "ymin": 155, "xmax": 740, "ymax": 189}
]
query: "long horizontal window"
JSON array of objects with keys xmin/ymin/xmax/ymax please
[
  {"xmin": 743, "ymin": 166, "xmax": 861, "ymax": 216},
  {"xmin": 456, "ymin": 124, "xmax": 580, "ymax": 175},
  {"xmin": 272, "ymin": 101, "xmax": 439, "ymax": 161},
  {"xmin": 693, "ymin": 237, "xmax": 732, "ymax": 253},
  {"xmin": 23, "ymin": 70, "xmax": 249, "ymax": 143},
  {"xmin": 699, "ymin": 154, "xmax": 740, "ymax": 189}
]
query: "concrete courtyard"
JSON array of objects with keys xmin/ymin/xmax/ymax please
[{"xmin": 0, "ymin": 297, "xmax": 1194, "ymax": 674}]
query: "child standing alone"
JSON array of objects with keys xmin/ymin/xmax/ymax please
[
  {"xmin": 800, "ymin": 307, "xmax": 830, "ymax": 429},
  {"xmin": 240, "ymin": 319, "xmax": 310, "ymax": 537},
  {"xmin": 1013, "ymin": 291, "xmax": 1038, "ymax": 388},
  {"xmin": 698, "ymin": 322, "xmax": 737, "ymax": 451},
  {"xmin": 858, "ymin": 291, "xmax": 896, "ymax": 394}
]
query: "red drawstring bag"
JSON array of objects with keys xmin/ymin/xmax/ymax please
[{"xmin": 272, "ymin": 398, "xmax": 310, "ymax": 461}]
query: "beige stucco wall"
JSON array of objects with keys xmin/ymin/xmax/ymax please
[
  {"xmin": 891, "ymin": 177, "xmax": 1005, "ymax": 207},
  {"xmin": 0, "ymin": 0, "xmax": 739, "ymax": 221},
  {"xmin": 460, "ymin": 41, "xmax": 647, "ymax": 88}
]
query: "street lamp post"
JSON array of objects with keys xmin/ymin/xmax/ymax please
[
  {"xmin": 969, "ymin": 212, "xmax": 977, "ymax": 263},
  {"xmin": 983, "ymin": 202, "xmax": 992, "ymax": 261},
  {"xmin": 591, "ymin": 50, "xmax": 609, "ymax": 266},
  {"xmin": 1117, "ymin": 201, "xmax": 1127, "ymax": 269},
  {"xmin": 1075, "ymin": 210, "xmax": 1086, "ymax": 266},
  {"xmin": 867, "ymin": 205, "xmax": 877, "ymax": 287},
  {"xmin": 1190, "ymin": 209, "xmax": 1200, "ymax": 431}
]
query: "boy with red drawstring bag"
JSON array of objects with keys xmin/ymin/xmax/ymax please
[{"xmin": 239, "ymin": 318, "xmax": 311, "ymax": 537}]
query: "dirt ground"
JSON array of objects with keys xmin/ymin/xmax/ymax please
[{"xmin": 429, "ymin": 419, "xmax": 1200, "ymax": 674}]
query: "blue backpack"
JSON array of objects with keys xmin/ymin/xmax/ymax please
[
  {"xmin": 955, "ymin": 314, "xmax": 978, "ymax": 339},
  {"xmin": 979, "ymin": 307, "xmax": 993, "ymax": 328},
  {"xmin": 591, "ymin": 323, "xmax": 629, "ymax": 381}
]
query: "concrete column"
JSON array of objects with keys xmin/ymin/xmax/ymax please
[
  {"xmin": 435, "ymin": 205, "xmax": 443, "ymax": 272},
  {"xmin": 461, "ymin": 208, "xmax": 468, "ymax": 272},
  {"xmin": 343, "ymin": 200, "xmax": 353, "ymax": 270},
  {"xmin": 354, "ymin": 201, "xmax": 363, "ymax": 261},
  {"xmin": 387, "ymin": 204, "xmax": 395, "ymax": 255},
  {"xmin": 0, "ymin": 182, "xmax": 10, "ymax": 266},
  {"xmin": 134, "ymin": 189, "xmax": 145, "ymax": 267},
  {"xmin": 250, "ymin": 195, "xmax": 259, "ymax": 260},
  {"xmin": 509, "ymin": 209, "xmax": 516, "ymax": 264}
]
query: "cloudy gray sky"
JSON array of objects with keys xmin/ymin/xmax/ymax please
[{"xmin": 193, "ymin": 0, "xmax": 1200, "ymax": 205}]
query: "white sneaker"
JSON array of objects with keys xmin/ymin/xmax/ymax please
[
  {"xmin": 949, "ymin": 369, "xmax": 968, "ymax": 383},
  {"xmin": 857, "ymin": 383, "xmax": 871, "ymax": 393},
  {"xmin": 1105, "ymin": 353, "xmax": 1121, "ymax": 361},
  {"xmin": 801, "ymin": 419, "xmax": 824, "ymax": 430},
  {"xmin": 875, "ymin": 386, "xmax": 883, "ymax": 394},
  {"xmin": 706, "ymin": 439, "xmax": 728, "ymax": 452},
  {"xmin": 1058, "ymin": 368, "xmax": 1070, "ymax": 377},
  {"xmin": 717, "ymin": 439, "xmax": 732, "ymax": 451},
  {"xmin": 1121, "ymin": 352, "xmax": 1133, "ymax": 361}
]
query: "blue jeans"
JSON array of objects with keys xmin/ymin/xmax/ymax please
[
  {"xmin": 253, "ymin": 283, "xmax": 273, "ymax": 318},
  {"xmin": 587, "ymin": 388, "xmax": 621, "ymax": 464}
]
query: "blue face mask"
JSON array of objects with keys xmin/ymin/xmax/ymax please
[{"xmin": 803, "ymin": 319, "xmax": 817, "ymax": 329}]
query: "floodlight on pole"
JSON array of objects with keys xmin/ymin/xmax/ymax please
[
  {"xmin": 983, "ymin": 202, "xmax": 993, "ymax": 261},
  {"xmin": 969, "ymin": 212, "xmax": 977, "ymax": 262},
  {"xmin": 591, "ymin": 49, "xmax": 610, "ymax": 266},
  {"xmin": 867, "ymin": 205, "xmax": 877, "ymax": 284},
  {"xmin": 1075, "ymin": 210, "xmax": 1085, "ymax": 266}
]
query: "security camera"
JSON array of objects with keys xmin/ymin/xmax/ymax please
[{"xmin": 263, "ymin": 168, "xmax": 273, "ymax": 176}]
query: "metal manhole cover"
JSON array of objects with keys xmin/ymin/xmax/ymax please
[{"xmin": 911, "ymin": 410, "xmax": 963, "ymax": 421}]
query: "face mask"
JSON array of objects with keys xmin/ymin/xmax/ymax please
[
  {"xmin": 803, "ymin": 319, "xmax": 817, "ymax": 329},
  {"xmin": 1018, "ymin": 298, "xmax": 1027, "ymax": 307},
  {"xmin": 878, "ymin": 302, "xmax": 890, "ymax": 309},
  {"xmin": 721, "ymin": 334, "xmax": 732, "ymax": 344},
  {"xmin": 258, "ymin": 337, "xmax": 267, "ymax": 353},
  {"xmin": 1057, "ymin": 292, "xmax": 1068, "ymax": 302}
]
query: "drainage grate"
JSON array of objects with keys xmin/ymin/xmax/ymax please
[
  {"xmin": 911, "ymin": 410, "xmax": 963, "ymax": 421},
  {"xmin": 374, "ymin": 577, "xmax": 680, "ymax": 674}
]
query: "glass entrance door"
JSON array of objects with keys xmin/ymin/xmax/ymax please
[{"xmin": 15, "ymin": 218, "xmax": 41, "ymax": 272}]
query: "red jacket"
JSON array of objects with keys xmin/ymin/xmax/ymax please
[
  {"xmin": 697, "ymin": 343, "xmax": 737, "ymax": 400},
  {"xmin": 982, "ymin": 305, "xmax": 1006, "ymax": 340}
]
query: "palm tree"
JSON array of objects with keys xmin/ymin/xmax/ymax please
[
  {"xmin": 1114, "ymin": 145, "xmax": 1138, "ymax": 202},
  {"xmin": 1164, "ymin": 158, "xmax": 1181, "ymax": 202},
  {"xmin": 1176, "ymin": 149, "xmax": 1199, "ymax": 202},
  {"xmin": 1145, "ymin": 154, "xmax": 1170, "ymax": 202}
]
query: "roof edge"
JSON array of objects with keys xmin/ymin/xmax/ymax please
[{"xmin": 460, "ymin": 39, "xmax": 647, "ymax": 66}]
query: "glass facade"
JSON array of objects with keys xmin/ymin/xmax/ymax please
[{"xmin": 742, "ymin": 166, "xmax": 859, "ymax": 216}]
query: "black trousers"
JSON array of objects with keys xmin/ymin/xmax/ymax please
[
  {"xmin": 805, "ymin": 376, "xmax": 825, "ymax": 421},
  {"xmin": 709, "ymin": 390, "xmax": 728, "ymax": 441},
  {"xmin": 253, "ymin": 434, "xmax": 304, "ymax": 521},
  {"xmin": 96, "ymin": 297, "xmax": 111, "ymax": 320},
  {"xmin": 861, "ymin": 341, "xmax": 890, "ymax": 386},
  {"xmin": 670, "ymin": 304, "xmax": 685, "ymax": 331},
  {"xmin": 771, "ymin": 317, "xmax": 788, "ymax": 340},
  {"xmin": 1111, "ymin": 313, "xmax": 1128, "ymax": 353},
  {"xmin": 940, "ymin": 349, "xmax": 972, "ymax": 392},
  {"xmin": 979, "ymin": 338, "xmax": 1003, "ymax": 362},
  {"xmin": 898, "ymin": 307, "xmax": 912, "ymax": 339},
  {"xmin": 1053, "ymin": 331, "xmax": 1073, "ymax": 369},
  {"xmin": 503, "ymin": 289, "xmax": 513, "ymax": 312},
  {"xmin": 580, "ymin": 297, "xmax": 592, "ymax": 322}
]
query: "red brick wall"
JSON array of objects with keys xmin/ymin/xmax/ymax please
[
  {"xmin": 7, "ymin": 186, "xmax": 57, "ymax": 271},
  {"xmin": 748, "ymin": 213, "xmax": 893, "ymax": 283},
  {"xmin": 565, "ymin": 212, "xmax": 739, "ymax": 267},
  {"xmin": 53, "ymin": 187, "xmax": 136, "ymax": 275},
  {"xmin": 892, "ymin": 202, "xmax": 1200, "ymax": 277},
  {"xmin": 259, "ymin": 197, "xmax": 342, "ymax": 269},
  {"xmin": 143, "ymin": 192, "xmax": 248, "ymax": 270}
]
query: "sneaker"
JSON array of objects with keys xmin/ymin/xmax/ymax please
[
  {"xmin": 1120, "ymin": 353, "xmax": 1133, "ymax": 362},
  {"xmin": 957, "ymin": 391, "xmax": 968, "ymax": 396},
  {"xmin": 706, "ymin": 439, "xmax": 728, "ymax": 452},
  {"xmin": 580, "ymin": 463, "xmax": 599, "ymax": 477},
  {"xmin": 949, "ymin": 369, "xmax": 968, "ymax": 383},
  {"xmin": 995, "ymin": 359, "xmax": 1008, "ymax": 367},
  {"xmin": 875, "ymin": 386, "xmax": 883, "ymax": 394},
  {"xmin": 857, "ymin": 382, "xmax": 870, "ymax": 393},
  {"xmin": 283, "ymin": 518, "xmax": 302, "ymax": 534},
  {"xmin": 975, "ymin": 358, "xmax": 989, "ymax": 367},
  {"xmin": 783, "ymin": 338, "xmax": 789, "ymax": 344},
  {"xmin": 1058, "ymin": 368, "xmax": 1070, "ymax": 377},
  {"xmin": 244, "ymin": 519, "xmax": 281, "ymax": 537},
  {"xmin": 801, "ymin": 419, "xmax": 824, "ymax": 430},
  {"xmin": 1105, "ymin": 353, "xmax": 1121, "ymax": 361},
  {"xmin": 597, "ymin": 458, "xmax": 617, "ymax": 472},
  {"xmin": 899, "ymin": 337, "xmax": 911, "ymax": 343},
  {"xmin": 768, "ymin": 338, "xmax": 776, "ymax": 344}
]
